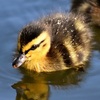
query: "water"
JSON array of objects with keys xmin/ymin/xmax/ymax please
[{"xmin": 0, "ymin": 0, "xmax": 100, "ymax": 100}]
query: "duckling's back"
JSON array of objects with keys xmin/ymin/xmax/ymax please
[{"xmin": 41, "ymin": 13, "xmax": 92, "ymax": 69}]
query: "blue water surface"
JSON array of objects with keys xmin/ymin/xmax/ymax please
[{"xmin": 0, "ymin": 0, "xmax": 100, "ymax": 100}]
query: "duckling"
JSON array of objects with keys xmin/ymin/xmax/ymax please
[
  {"xmin": 12, "ymin": 12, "xmax": 92, "ymax": 72},
  {"xmin": 71, "ymin": 0, "xmax": 100, "ymax": 26}
]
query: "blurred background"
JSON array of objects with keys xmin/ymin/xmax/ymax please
[{"xmin": 0, "ymin": 0, "xmax": 100, "ymax": 100}]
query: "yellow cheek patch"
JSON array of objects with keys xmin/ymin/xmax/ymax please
[{"xmin": 25, "ymin": 50, "xmax": 43, "ymax": 61}]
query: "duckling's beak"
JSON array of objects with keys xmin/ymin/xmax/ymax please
[{"xmin": 12, "ymin": 53, "xmax": 26, "ymax": 68}]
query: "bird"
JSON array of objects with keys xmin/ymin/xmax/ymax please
[
  {"xmin": 71, "ymin": 0, "xmax": 100, "ymax": 26},
  {"xmin": 12, "ymin": 12, "xmax": 92, "ymax": 73}
]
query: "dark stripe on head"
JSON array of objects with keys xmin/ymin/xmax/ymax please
[
  {"xmin": 19, "ymin": 24, "xmax": 45, "ymax": 46},
  {"xmin": 24, "ymin": 40, "xmax": 45, "ymax": 54}
]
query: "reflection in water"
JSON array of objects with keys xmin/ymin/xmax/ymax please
[
  {"xmin": 12, "ymin": 82, "xmax": 49, "ymax": 100},
  {"xmin": 12, "ymin": 69, "xmax": 85, "ymax": 100}
]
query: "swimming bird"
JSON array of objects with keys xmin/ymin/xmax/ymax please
[
  {"xmin": 12, "ymin": 12, "xmax": 92, "ymax": 72},
  {"xmin": 71, "ymin": 0, "xmax": 100, "ymax": 26}
]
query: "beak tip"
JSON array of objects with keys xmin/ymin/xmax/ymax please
[
  {"xmin": 12, "ymin": 64, "xmax": 18, "ymax": 68},
  {"xmin": 12, "ymin": 54, "xmax": 26, "ymax": 69}
]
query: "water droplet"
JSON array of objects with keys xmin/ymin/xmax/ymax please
[
  {"xmin": 71, "ymin": 30, "xmax": 74, "ymax": 32},
  {"xmin": 57, "ymin": 20, "xmax": 61, "ymax": 25}
]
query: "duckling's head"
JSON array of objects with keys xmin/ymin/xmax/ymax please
[{"xmin": 12, "ymin": 23, "xmax": 51, "ymax": 68}]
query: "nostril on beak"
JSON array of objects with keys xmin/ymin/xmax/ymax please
[{"xmin": 12, "ymin": 53, "xmax": 26, "ymax": 68}]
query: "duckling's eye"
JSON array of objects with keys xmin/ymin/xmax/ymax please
[
  {"xmin": 24, "ymin": 44, "xmax": 38, "ymax": 54},
  {"xmin": 30, "ymin": 39, "xmax": 45, "ymax": 50},
  {"xmin": 30, "ymin": 44, "xmax": 39, "ymax": 50},
  {"xmin": 24, "ymin": 40, "xmax": 45, "ymax": 54}
]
